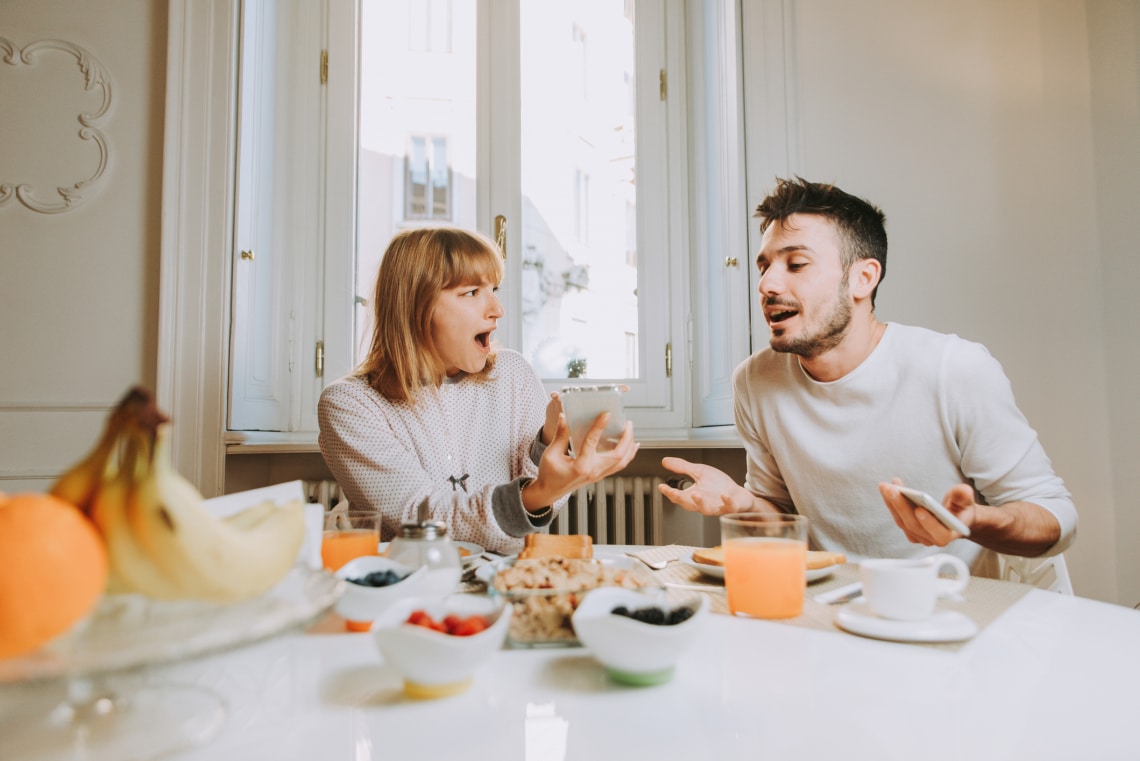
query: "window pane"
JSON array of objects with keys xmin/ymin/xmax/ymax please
[
  {"xmin": 357, "ymin": 0, "xmax": 476, "ymax": 364},
  {"xmin": 520, "ymin": 0, "xmax": 638, "ymax": 381}
]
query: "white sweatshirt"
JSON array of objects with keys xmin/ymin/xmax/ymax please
[{"xmin": 733, "ymin": 323, "xmax": 1077, "ymax": 572}]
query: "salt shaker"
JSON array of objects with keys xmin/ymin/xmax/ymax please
[{"xmin": 386, "ymin": 513, "xmax": 461, "ymax": 598}]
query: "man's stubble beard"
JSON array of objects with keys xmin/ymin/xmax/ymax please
[{"xmin": 770, "ymin": 276, "xmax": 852, "ymax": 359}]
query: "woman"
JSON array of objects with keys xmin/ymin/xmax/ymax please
[{"xmin": 318, "ymin": 226, "xmax": 638, "ymax": 554}]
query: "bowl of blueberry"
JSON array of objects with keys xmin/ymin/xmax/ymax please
[
  {"xmin": 334, "ymin": 556, "xmax": 428, "ymax": 631},
  {"xmin": 571, "ymin": 587, "xmax": 708, "ymax": 686}
]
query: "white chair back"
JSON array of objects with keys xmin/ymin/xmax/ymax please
[{"xmin": 998, "ymin": 553, "xmax": 1073, "ymax": 595}]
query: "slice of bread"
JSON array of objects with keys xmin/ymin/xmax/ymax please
[
  {"xmin": 518, "ymin": 533, "xmax": 594, "ymax": 560},
  {"xmin": 691, "ymin": 546, "xmax": 725, "ymax": 566},
  {"xmin": 806, "ymin": 550, "xmax": 847, "ymax": 570},
  {"xmin": 691, "ymin": 545, "xmax": 846, "ymax": 570}
]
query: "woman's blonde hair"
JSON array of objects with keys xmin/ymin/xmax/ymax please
[{"xmin": 357, "ymin": 226, "xmax": 505, "ymax": 402}]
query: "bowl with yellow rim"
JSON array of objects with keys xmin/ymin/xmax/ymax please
[{"xmin": 371, "ymin": 594, "xmax": 510, "ymax": 699}]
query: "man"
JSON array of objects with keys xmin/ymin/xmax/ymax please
[{"xmin": 660, "ymin": 177, "xmax": 1076, "ymax": 572}]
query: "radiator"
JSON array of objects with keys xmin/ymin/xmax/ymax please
[
  {"xmin": 305, "ymin": 475, "xmax": 701, "ymax": 547},
  {"xmin": 303, "ymin": 479, "xmax": 346, "ymax": 510},
  {"xmin": 551, "ymin": 476, "xmax": 668, "ymax": 546}
]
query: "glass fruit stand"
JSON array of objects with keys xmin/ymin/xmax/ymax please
[{"xmin": 0, "ymin": 562, "xmax": 342, "ymax": 760}]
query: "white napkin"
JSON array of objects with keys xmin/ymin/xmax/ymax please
[
  {"xmin": 627, "ymin": 544, "xmax": 689, "ymax": 570},
  {"xmin": 203, "ymin": 480, "xmax": 323, "ymax": 569}
]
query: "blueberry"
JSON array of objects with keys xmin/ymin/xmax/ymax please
[{"xmin": 348, "ymin": 570, "xmax": 407, "ymax": 587}]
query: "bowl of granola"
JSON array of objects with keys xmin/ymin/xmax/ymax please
[{"xmin": 479, "ymin": 556, "xmax": 659, "ymax": 648}]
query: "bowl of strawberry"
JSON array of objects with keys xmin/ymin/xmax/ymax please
[{"xmin": 372, "ymin": 595, "xmax": 511, "ymax": 699}]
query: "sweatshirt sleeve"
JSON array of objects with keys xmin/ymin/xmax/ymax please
[{"xmin": 942, "ymin": 339, "xmax": 1077, "ymax": 555}]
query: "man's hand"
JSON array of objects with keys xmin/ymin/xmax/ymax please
[
  {"xmin": 881, "ymin": 479, "xmax": 1063, "ymax": 556},
  {"xmin": 658, "ymin": 456, "xmax": 760, "ymax": 516},
  {"xmin": 879, "ymin": 479, "xmax": 974, "ymax": 546}
]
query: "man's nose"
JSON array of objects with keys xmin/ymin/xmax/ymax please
[{"xmin": 758, "ymin": 268, "xmax": 782, "ymax": 296}]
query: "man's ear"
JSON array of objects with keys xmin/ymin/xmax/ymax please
[{"xmin": 850, "ymin": 258, "xmax": 882, "ymax": 300}]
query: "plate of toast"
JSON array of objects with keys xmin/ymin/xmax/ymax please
[{"xmin": 683, "ymin": 546, "xmax": 847, "ymax": 583}]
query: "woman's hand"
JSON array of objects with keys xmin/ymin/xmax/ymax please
[
  {"xmin": 523, "ymin": 412, "xmax": 639, "ymax": 511},
  {"xmin": 541, "ymin": 392, "xmax": 562, "ymax": 447}
]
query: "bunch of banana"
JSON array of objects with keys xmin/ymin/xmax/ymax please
[{"xmin": 51, "ymin": 387, "xmax": 306, "ymax": 604}]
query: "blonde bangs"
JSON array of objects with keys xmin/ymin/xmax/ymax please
[{"xmin": 439, "ymin": 230, "xmax": 504, "ymax": 289}]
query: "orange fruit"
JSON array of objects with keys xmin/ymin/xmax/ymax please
[{"xmin": 0, "ymin": 492, "xmax": 109, "ymax": 659}]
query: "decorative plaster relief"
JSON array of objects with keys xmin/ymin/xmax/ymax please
[{"xmin": 0, "ymin": 37, "xmax": 112, "ymax": 214}]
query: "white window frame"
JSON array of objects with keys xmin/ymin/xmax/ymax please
[{"xmin": 159, "ymin": 0, "xmax": 762, "ymax": 490}]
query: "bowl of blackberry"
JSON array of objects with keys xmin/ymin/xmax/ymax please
[{"xmin": 571, "ymin": 587, "xmax": 709, "ymax": 686}]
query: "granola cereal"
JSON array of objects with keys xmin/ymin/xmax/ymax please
[{"xmin": 491, "ymin": 557, "xmax": 651, "ymax": 645}]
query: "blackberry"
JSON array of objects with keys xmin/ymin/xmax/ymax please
[
  {"xmin": 630, "ymin": 606, "xmax": 667, "ymax": 625},
  {"xmin": 667, "ymin": 606, "xmax": 695, "ymax": 625},
  {"xmin": 611, "ymin": 605, "xmax": 632, "ymax": 618}
]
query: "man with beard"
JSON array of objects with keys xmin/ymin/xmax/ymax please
[{"xmin": 660, "ymin": 177, "xmax": 1076, "ymax": 572}]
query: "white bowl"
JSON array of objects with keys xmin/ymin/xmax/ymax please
[
  {"xmin": 334, "ymin": 556, "xmax": 427, "ymax": 630},
  {"xmin": 571, "ymin": 587, "xmax": 708, "ymax": 686},
  {"xmin": 372, "ymin": 594, "xmax": 511, "ymax": 699}
]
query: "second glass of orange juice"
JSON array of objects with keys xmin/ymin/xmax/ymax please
[
  {"xmin": 721, "ymin": 513, "xmax": 808, "ymax": 619},
  {"xmin": 321, "ymin": 510, "xmax": 381, "ymax": 571}
]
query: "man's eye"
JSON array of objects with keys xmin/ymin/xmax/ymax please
[{"xmin": 788, "ymin": 262, "xmax": 806, "ymax": 271}]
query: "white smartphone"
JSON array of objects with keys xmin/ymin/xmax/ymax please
[
  {"xmin": 894, "ymin": 485, "xmax": 971, "ymax": 536},
  {"xmin": 559, "ymin": 385, "xmax": 627, "ymax": 457}
]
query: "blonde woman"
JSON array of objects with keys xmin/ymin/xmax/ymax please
[{"xmin": 318, "ymin": 226, "xmax": 638, "ymax": 554}]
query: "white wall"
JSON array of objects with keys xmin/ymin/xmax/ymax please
[
  {"xmin": 1087, "ymin": 1, "xmax": 1140, "ymax": 609},
  {"xmin": 0, "ymin": 1, "xmax": 167, "ymax": 492},
  {"xmin": 748, "ymin": 0, "xmax": 1137, "ymax": 603}
]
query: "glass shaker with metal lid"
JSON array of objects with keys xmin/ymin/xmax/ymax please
[{"xmin": 386, "ymin": 501, "xmax": 461, "ymax": 598}]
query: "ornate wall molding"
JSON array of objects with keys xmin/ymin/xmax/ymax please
[{"xmin": 0, "ymin": 37, "xmax": 112, "ymax": 214}]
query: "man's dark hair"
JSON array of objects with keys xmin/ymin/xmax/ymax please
[{"xmin": 754, "ymin": 177, "xmax": 888, "ymax": 305}]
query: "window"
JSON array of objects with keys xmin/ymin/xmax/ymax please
[
  {"xmin": 409, "ymin": 0, "xmax": 453, "ymax": 53},
  {"xmin": 405, "ymin": 135, "xmax": 452, "ymax": 220},
  {"xmin": 226, "ymin": 0, "xmax": 751, "ymax": 436}
]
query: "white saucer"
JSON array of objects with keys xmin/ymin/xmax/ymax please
[
  {"xmin": 680, "ymin": 550, "xmax": 836, "ymax": 583},
  {"xmin": 835, "ymin": 600, "xmax": 978, "ymax": 643}
]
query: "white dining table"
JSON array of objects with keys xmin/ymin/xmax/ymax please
[{"xmin": 5, "ymin": 548, "xmax": 1139, "ymax": 761}]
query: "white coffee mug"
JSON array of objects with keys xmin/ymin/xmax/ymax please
[{"xmin": 859, "ymin": 554, "xmax": 970, "ymax": 621}]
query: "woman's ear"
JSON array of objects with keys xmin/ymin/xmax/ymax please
[{"xmin": 850, "ymin": 258, "xmax": 882, "ymax": 300}]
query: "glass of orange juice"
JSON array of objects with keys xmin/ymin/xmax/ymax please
[
  {"xmin": 321, "ymin": 510, "xmax": 381, "ymax": 571},
  {"xmin": 720, "ymin": 513, "xmax": 809, "ymax": 619}
]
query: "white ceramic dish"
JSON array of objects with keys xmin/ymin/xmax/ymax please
[
  {"xmin": 372, "ymin": 594, "xmax": 510, "ymax": 699},
  {"xmin": 834, "ymin": 599, "xmax": 978, "ymax": 643},
  {"xmin": 334, "ymin": 556, "xmax": 427, "ymax": 630},
  {"xmin": 379, "ymin": 540, "xmax": 485, "ymax": 565},
  {"xmin": 571, "ymin": 587, "xmax": 708, "ymax": 686},
  {"xmin": 679, "ymin": 550, "xmax": 836, "ymax": 583}
]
